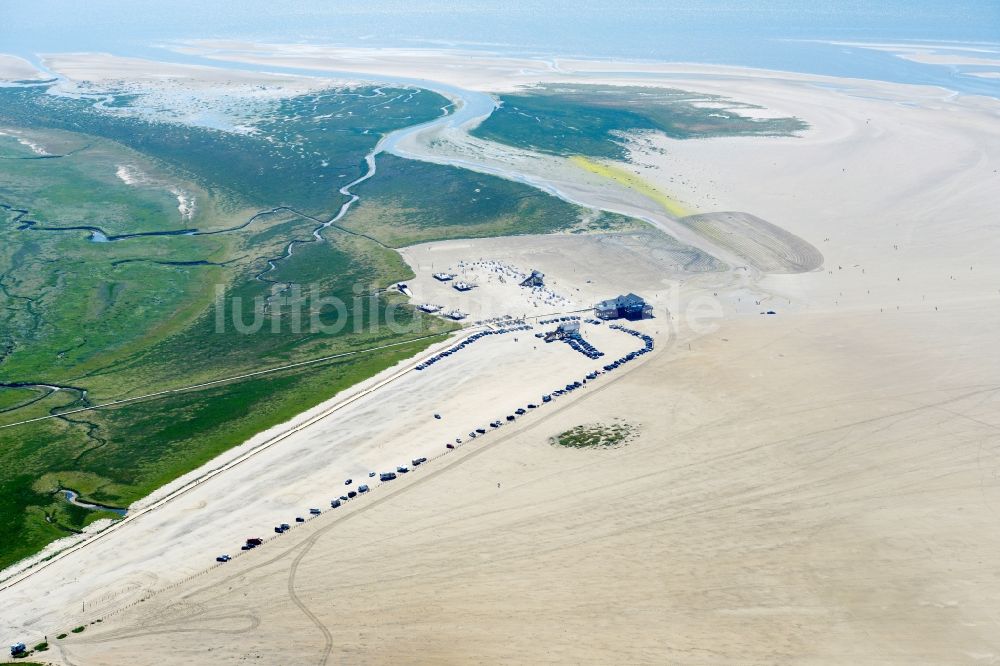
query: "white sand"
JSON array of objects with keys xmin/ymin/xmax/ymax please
[
  {"xmin": 40, "ymin": 52, "xmax": 340, "ymax": 92},
  {"xmin": 0, "ymin": 54, "xmax": 46, "ymax": 81},
  {"xmin": 1, "ymin": 46, "xmax": 998, "ymax": 664}
]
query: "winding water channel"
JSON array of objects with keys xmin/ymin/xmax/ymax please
[{"xmin": 59, "ymin": 489, "xmax": 127, "ymax": 516}]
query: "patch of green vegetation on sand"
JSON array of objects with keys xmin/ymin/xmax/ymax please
[
  {"xmin": 553, "ymin": 421, "xmax": 636, "ymax": 449},
  {"xmin": 342, "ymin": 154, "xmax": 641, "ymax": 246},
  {"xmin": 473, "ymin": 84, "xmax": 808, "ymax": 160}
]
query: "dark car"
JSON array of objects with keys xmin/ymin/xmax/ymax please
[
  {"xmin": 344, "ymin": 478, "xmax": 353, "ymax": 485},
  {"xmin": 447, "ymin": 443, "xmax": 455, "ymax": 449},
  {"xmin": 380, "ymin": 472, "xmax": 397, "ymax": 481},
  {"xmin": 412, "ymin": 457, "xmax": 428, "ymax": 466},
  {"xmin": 340, "ymin": 495, "xmax": 349, "ymax": 501},
  {"xmin": 397, "ymin": 466, "xmax": 410, "ymax": 474},
  {"xmin": 369, "ymin": 471, "xmax": 376, "ymax": 478},
  {"xmin": 347, "ymin": 491, "xmax": 357, "ymax": 499},
  {"xmin": 216, "ymin": 554, "xmax": 231, "ymax": 562},
  {"xmin": 330, "ymin": 499, "xmax": 342, "ymax": 508},
  {"xmin": 246, "ymin": 538, "xmax": 263, "ymax": 547},
  {"xmin": 358, "ymin": 484, "xmax": 369, "ymax": 493},
  {"xmin": 506, "ymin": 415, "xmax": 516, "ymax": 422},
  {"xmin": 515, "ymin": 408, "xmax": 526, "ymax": 415},
  {"xmin": 476, "ymin": 428, "xmax": 487, "ymax": 434},
  {"xmin": 309, "ymin": 508, "xmax": 321, "ymax": 515}
]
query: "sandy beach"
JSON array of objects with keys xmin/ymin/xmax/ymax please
[{"xmin": 1, "ymin": 44, "xmax": 998, "ymax": 664}]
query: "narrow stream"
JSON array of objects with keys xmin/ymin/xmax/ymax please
[{"xmin": 59, "ymin": 489, "xmax": 127, "ymax": 516}]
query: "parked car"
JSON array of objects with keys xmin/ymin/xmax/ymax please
[
  {"xmin": 380, "ymin": 472, "xmax": 397, "ymax": 481},
  {"xmin": 309, "ymin": 508, "xmax": 321, "ymax": 515},
  {"xmin": 369, "ymin": 471, "xmax": 376, "ymax": 478},
  {"xmin": 216, "ymin": 554, "xmax": 231, "ymax": 562},
  {"xmin": 412, "ymin": 457, "xmax": 428, "ymax": 466},
  {"xmin": 295, "ymin": 516, "xmax": 305, "ymax": 523},
  {"xmin": 358, "ymin": 484, "xmax": 369, "ymax": 493},
  {"xmin": 344, "ymin": 478, "xmax": 353, "ymax": 485},
  {"xmin": 347, "ymin": 491, "xmax": 357, "ymax": 499},
  {"xmin": 397, "ymin": 466, "xmax": 410, "ymax": 474},
  {"xmin": 330, "ymin": 499, "xmax": 342, "ymax": 508}
]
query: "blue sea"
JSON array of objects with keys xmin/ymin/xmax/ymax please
[{"xmin": 2, "ymin": 0, "xmax": 998, "ymax": 96}]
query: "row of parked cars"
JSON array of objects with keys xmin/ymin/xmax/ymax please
[
  {"xmin": 416, "ymin": 324, "xmax": 532, "ymax": 372},
  {"xmin": 539, "ymin": 325, "xmax": 654, "ymax": 403},
  {"xmin": 565, "ymin": 332, "xmax": 604, "ymax": 360},
  {"xmin": 602, "ymin": 325, "xmax": 654, "ymax": 371},
  {"xmin": 538, "ymin": 315, "xmax": 581, "ymax": 326},
  {"xmin": 215, "ymin": 454, "xmax": 445, "ymax": 562},
  {"xmin": 461, "ymin": 402, "xmax": 540, "ymax": 442}
]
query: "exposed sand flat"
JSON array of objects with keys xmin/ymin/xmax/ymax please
[
  {"xmin": 41, "ymin": 52, "xmax": 341, "ymax": 92},
  {"xmin": 0, "ymin": 53, "xmax": 46, "ymax": 81},
  {"xmin": 171, "ymin": 42, "xmax": 563, "ymax": 92},
  {"xmin": 679, "ymin": 212, "xmax": 823, "ymax": 274},
  {"xmin": 618, "ymin": 73, "xmax": 1000, "ymax": 316},
  {"xmin": 823, "ymin": 40, "xmax": 1000, "ymax": 68},
  {"xmin": 175, "ymin": 41, "xmax": 892, "ymax": 92}
]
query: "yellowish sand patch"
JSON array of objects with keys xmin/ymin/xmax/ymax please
[{"xmin": 569, "ymin": 155, "xmax": 693, "ymax": 217}]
